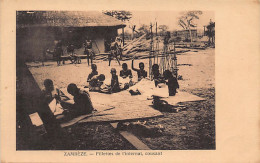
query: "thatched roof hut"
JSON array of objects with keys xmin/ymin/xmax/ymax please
[
  {"xmin": 17, "ymin": 11, "xmax": 126, "ymax": 28},
  {"xmin": 17, "ymin": 11, "xmax": 126, "ymax": 62}
]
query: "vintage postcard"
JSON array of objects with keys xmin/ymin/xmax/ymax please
[{"xmin": 1, "ymin": 0, "xmax": 259, "ymax": 162}]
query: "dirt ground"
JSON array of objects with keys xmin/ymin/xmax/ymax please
[{"xmin": 26, "ymin": 48, "xmax": 215, "ymax": 150}]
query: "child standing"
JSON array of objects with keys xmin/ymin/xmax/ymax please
[
  {"xmin": 108, "ymin": 39, "xmax": 121, "ymax": 66},
  {"xmin": 84, "ymin": 40, "xmax": 95, "ymax": 66}
]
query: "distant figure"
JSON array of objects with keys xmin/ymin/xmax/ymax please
[
  {"xmin": 115, "ymin": 37, "xmax": 123, "ymax": 59},
  {"xmin": 87, "ymin": 64, "xmax": 98, "ymax": 82},
  {"xmin": 163, "ymin": 31, "xmax": 171, "ymax": 52},
  {"xmin": 42, "ymin": 46, "xmax": 48, "ymax": 66},
  {"xmin": 62, "ymin": 83, "xmax": 94, "ymax": 117},
  {"xmin": 131, "ymin": 59, "xmax": 147, "ymax": 81},
  {"xmin": 67, "ymin": 44, "xmax": 75, "ymax": 55},
  {"xmin": 120, "ymin": 63, "xmax": 133, "ymax": 79},
  {"xmin": 84, "ymin": 40, "xmax": 95, "ymax": 66},
  {"xmin": 108, "ymin": 39, "xmax": 121, "ymax": 66},
  {"xmin": 163, "ymin": 70, "xmax": 179, "ymax": 96},
  {"xmin": 67, "ymin": 44, "xmax": 78, "ymax": 64},
  {"xmin": 47, "ymin": 40, "xmax": 64, "ymax": 66}
]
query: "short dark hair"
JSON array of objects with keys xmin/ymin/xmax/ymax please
[
  {"xmin": 163, "ymin": 70, "xmax": 173, "ymax": 79},
  {"xmin": 122, "ymin": 63, "xmax": 127, "ymax": 68},
  {"xmin": 98, "ymin": 74, "xmax": 105, "ymax": 81},
  {"xmin": 152, "ymin": 64, "xmax": 159, "ymax": 71},
  {"xmin": 111, "ymin": 68, "xmax": 116, "ymax": 73},
  {"xmin": 44, "ymin": 79, "xmax": 53, "ymax": 87},
  {"xmin": 91, "ymin": 64, "xmax": 97, "ymax": 70},
  {"xmin": 139, "ymin": 62, "xmax": 144, "ymax": 67},
  {"xmin": 67, "ymin": 83, "xmax": 78, "ymax": 95}
]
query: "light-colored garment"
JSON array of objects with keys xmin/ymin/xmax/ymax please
[
  {"xmin": 49, "ymin": 99, "xmax": 64, "ymax": 116},
  {"xmin": 129, "ymin": 79, "xmax": 169, "ymax": 100}
]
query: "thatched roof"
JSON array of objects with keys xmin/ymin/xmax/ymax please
[{"xmin": 17, "ymin": 11, "xmax": 126, "ymax": 28}]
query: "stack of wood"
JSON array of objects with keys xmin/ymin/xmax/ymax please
[{"xmin": 122, "ymin": 34, "xmax": 151, "ymax": 57}]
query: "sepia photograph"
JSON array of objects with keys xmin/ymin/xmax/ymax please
[{"xmin": 16, "ymin": 10, "xmax": 215, "ymax": 150}]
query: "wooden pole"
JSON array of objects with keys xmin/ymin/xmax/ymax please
[
  {"xmin": 122, "ymin": 27, "xmax": 125, "ymax": 46},
  {"xmin": 156, "ymin": 22, "xmax": 157, "ymax": 36}
]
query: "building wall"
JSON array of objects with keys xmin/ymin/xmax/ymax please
[
  {"xmin": 17, "ymin": 27, "xmax": 57, "ymax": 62},
  {"xmin": 17, "ymin": 26, "xmax": 120, "ymax": 62}
]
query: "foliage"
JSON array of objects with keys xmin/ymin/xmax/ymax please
[
  {"xmin": 205, "ymin": 20, "xmax": 215, "ymax": 45},
  {"xmin": 205, "ymin": 21, "xmax": 215, "ymax": 37},
  {"xmin": 178, "ymin": 11, "xmax": 203, "ymax": 30},
  {"xmin": 178, "ymin": 11, "xmax": 203, "ymax": 42},
  {"xmin": 102, "ymin": 10, "xmax": 132, "ymax": 22},
  {"xmin": 158, "ymin": 25, "xmax": 169, "ymax": 36},
  {"xmin": 138, "ymin": 24, "xmax": 150, "ymax": 35}
]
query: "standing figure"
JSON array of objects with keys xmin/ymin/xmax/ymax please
[
  {"xmin": 108, "ymin": 39, "xmax": 121, "ymax": 66},
  {"xmin": 115, "ymin": 37, "xmax": 123, "ymax": 59},
  {"xmin": 132, "ymin": 59, "xmax": 147, "ymax": 81},
  {"xmin": 163, "ymin": 70, "xmax": 179, "ymax": 96},
  {"xmin": 42, "ymin": 46, "xmax": 48, "ymax": 66},
  {"xmin": 163, "ymin": 31, "xmax": 171, "ymax": 51},
  {"xmin": 47, "ymin": 40, "xmax": 64, "ymax": 66},
  {"xmin": 84, "ymin": 40, "xmax": 95, "ymax": 66}
]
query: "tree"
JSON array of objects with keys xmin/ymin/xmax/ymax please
[
  {"xmin": 102, "ymin": 10, "xmax": 132, "ymax": 22},
  {"xmin": 158, "ymin": 25, "xmax": 169, "ymax": 36},
  {"xmin": 138, "ymin": 24, "xmax": 150, "ymax": 35},
  {"xmin": 178, "ymin": 11, "xmax": 203, "ymax": 42},
  {"xmin": 205, "ymin": 20, "xmax": 215, "ymax": 46}
]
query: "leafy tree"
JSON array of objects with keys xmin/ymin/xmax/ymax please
[
  {"xmin": 158, "ymin": 25, "xmax": 169, "ymax": 36},
  {"xmin": 178, "ymin": 11, "xmax": 203, "ymax": 42},
  {"xmin": 205, "ymin": 20, "xmax": 215, "ymax": 45},
  {"xmin": 138, "ymin": 24, "xmax": 150, "ymax": 35},
  {"xmin": 102, "ymin": 10, "xmax": 132, "ymax": 22}
]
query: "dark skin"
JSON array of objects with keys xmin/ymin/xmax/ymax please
[
  {"xmin": 120, "ymin": 64, "xmax": 133, "ymax": 79},
  {"xmin": 108, "ymin": 40, "xmax": 121, "ymax": 66},
  {"xmin": 132, "ymin": 59, "xmax": 145, "ymax": 71},
  {"xmin": 110, "ymin": 71, "xmax": 120, "ymax": 93},
  {"xmin": 43, "ymin": 83, "xmax": 61, "ymax": 104},
  {"xmin": 87, "ymin": 65, "xmax": 98, "ymax": 82},
  {"xmin": 132, "ymin": 59, "xmax": 147, "ymax": 81}
]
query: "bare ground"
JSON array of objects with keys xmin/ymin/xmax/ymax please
[{"xmin": 25, "ymin": 48, "xmax": 215, "ymax": 150}]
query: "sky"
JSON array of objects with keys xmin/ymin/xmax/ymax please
[{"xmin": 121, "ymin": 11, "xmax": 214, "ymax": 33}]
